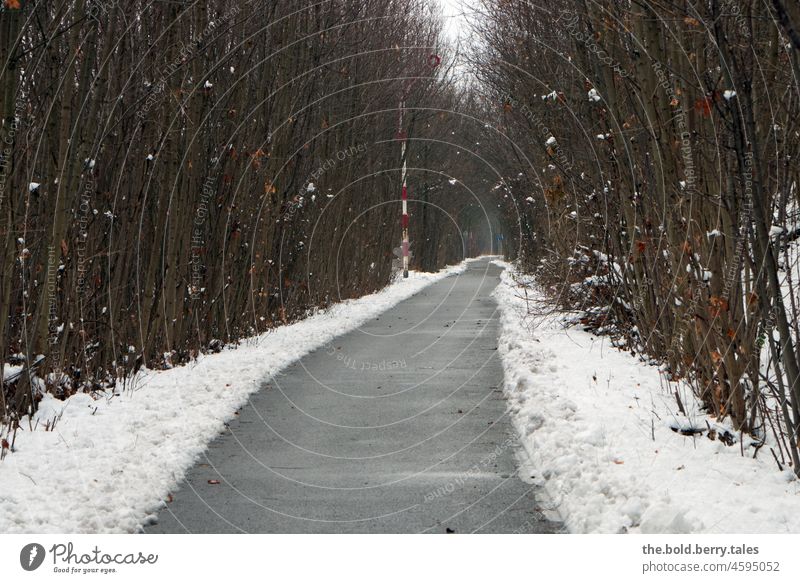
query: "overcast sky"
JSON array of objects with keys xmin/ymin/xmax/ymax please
[{"xmin": 437, "ymin": 0, "xmax": 470, "ymax": 43}]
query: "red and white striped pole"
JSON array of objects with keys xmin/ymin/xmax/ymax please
[
  {"xmin": 397, "ymin": 54, "xmax": 440, "ymax": 279},
  {"xmin": 399, "ymin": 103, "xmax": 410, "ymax": 278}
]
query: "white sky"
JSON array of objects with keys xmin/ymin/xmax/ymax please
[{"xmin": 437, "ymin": 0, "xmax": 470, "ymax": 44}]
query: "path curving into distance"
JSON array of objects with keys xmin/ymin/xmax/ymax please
[{"xmin": 148, "ymin": 258, "xmax": 560, "ymax": 533}]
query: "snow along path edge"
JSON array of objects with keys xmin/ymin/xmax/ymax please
[
  {"xmin": 0, "ymin": 260, "xmax": 479, "ymax": 534},
  {"xmin": 492, "ymin": 261, "xmax": 800, "ymax": 534}
]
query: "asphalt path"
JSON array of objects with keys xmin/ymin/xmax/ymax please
[{"xmin": 149, "ymin": 258, "xmax": 560, "ymax": 533}]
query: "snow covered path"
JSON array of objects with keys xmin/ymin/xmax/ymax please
[
  {"xmin": 149, "ymin": 258, "xmax": 558, "ymax": 533},
  {"xmin": 0, "ymin": 259, "xmax": 515, "ymax": 534},
  {"xmin": 13, "ymin": 256, "xmax": 792, "ymax": 535}
]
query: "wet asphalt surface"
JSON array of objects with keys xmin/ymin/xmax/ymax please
[{"xmin": 149, "ymin": 258, "xmax": 560, "ymax": 533}]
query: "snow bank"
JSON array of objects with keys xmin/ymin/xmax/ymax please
[
  {"xmin": 0, "ymin": 261, "xmax": 471, "ymax": 533},
  {"xmin": 492, "ymin": 261, "xmax": 800, "ymax": 533}
]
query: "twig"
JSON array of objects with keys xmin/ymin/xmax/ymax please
[
  {"xmin": 19, "ymin": 472, "xmax": 37, "ymax": 486},
  {"xmin": 771, "ymin": 447, "xmax": 784, "ymax": 472},
  {"xmin": 674, "ymin": 389, "xmax": 686, "ymax": 416}
]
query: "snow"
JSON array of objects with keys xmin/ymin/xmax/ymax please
[
  {"xmin": 0, "ymin": 260, "xmax": 474, "ymax": 533},
  {"xmin": 2, "ymin": 364, "xmax": 23, "ymax": 382},
  {"xmin": 492, "ymin": 261, "xmax": 800, "ymax": 533}
]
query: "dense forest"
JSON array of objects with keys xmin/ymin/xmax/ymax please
[
  {"xmin": 470, "ymin": 0, "xmax": 800, "ymax": 473},
  {"xmin": 3, "ymin": 0, "xmax": 800, "ymax": 478},
  {"xmin": 0, "ymin": 0, "xmax": 496, "ymax": 425}
]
